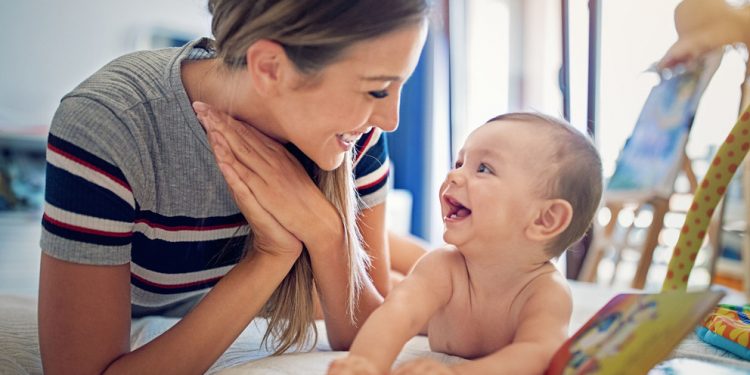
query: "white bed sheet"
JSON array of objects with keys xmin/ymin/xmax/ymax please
[{"xmin": 2, "ymin": 281, "xmax": 749, "ymax": 375}]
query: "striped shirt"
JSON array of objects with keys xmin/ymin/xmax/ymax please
[{"xmin": 40, "ymin": 38, "xmax": 390, "ymax": 316}]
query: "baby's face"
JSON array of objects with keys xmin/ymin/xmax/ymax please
[{"xmin": 440, "ymin": 120, "xmax": 551, "ymax": 249}]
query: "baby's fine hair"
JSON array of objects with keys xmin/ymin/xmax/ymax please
[{"xmin": 486, "ymin": 112, "xmax": 603, "ymax": 258}]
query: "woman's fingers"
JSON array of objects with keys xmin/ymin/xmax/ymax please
[
  {"xmin": 208, "ymin": 130, "xmax": 266, "ymax": 185},
  {"xmin": 200, "ymin": 112, "xmax": 303, "ymax": 258},
  {"xmin": 210, "ymin": 136, "xmax": 270, "ymax": 231},
  {"xmin": 194, "ymin": 102, "xmax": 281, "ymax": 171},
  {"xmin": 658, "ymin": 0, "xmax": 747, "ymax": 70},
  {"xmin": 193, "ymin": 101, "xmax": 337, "ymax": 245},
  {"xmin": 657, "ymin": 40, "xmax": 696, "ymax": 70},
  {"xmin": 194, "ymin": 103, "xmax": 303, "ymax": 256},
  {"xmin": 217, "ymin": 160, "xmax": 302, "ymax": 257},
  {"xmin": 208, "ymin": 131, "xmax": 293, "ymax": 214}
]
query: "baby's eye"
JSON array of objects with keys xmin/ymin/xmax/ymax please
[
  {"xmin": 477, "ymin": 163, "xmax": 492, "ymax": 173},
  {"xmin": 368, "ymin": 90, "xmax": 389, "ymax": 99}
]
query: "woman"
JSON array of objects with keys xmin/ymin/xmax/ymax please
[{"xmin": 37, "ymin": 1, "xmax": 430, "ymax": 373}]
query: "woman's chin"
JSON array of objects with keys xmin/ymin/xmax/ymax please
[{"xmin": 315, "ymin": 153, "xmax": 346, "ymax": 171}]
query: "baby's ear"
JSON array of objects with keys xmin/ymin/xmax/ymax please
[{"xmin": 526, "ymin": 199, "xmax": 573, "ymax": 242}]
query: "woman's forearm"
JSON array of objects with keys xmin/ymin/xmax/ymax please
[
  {"xmin": 359, "ymin": 204, "xmax": 391, "ymax": 297},
  {"xmin": 105, "ymin": 252, "xmax": 298, "ymax": 375}
]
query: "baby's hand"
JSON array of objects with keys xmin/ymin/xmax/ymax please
[
  {"xmin": 392, "ymin": 358, "xmax": 455, "ymax": 375},
  {"xmin": 327, "ymin": 355, "xmax": 380, "ymax": 375}
]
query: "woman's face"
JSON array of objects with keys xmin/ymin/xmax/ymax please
[{"xmin": 271, "ymin": 22, "xmax": 428, "ymax": 171}]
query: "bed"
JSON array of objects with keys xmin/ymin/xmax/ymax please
[{"xmin": 1, "ymin": 281, "xmax": 748, "ymax": 374}]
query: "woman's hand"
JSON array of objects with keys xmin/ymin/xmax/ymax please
[
  {"xmin": 392, "ymin": 359, "xmax": 456, "ymax": 375},
  {"xmin": 327, "ymin": 355, "xmax": 381, "ymax": 375},
  {"xmin": 193, "ymin": 102, "xmax": 303, "ymax": 258},
  {"xmin": 658, "ymin": 0, "xmax": 750, "ymax": 70},
  {"xmin": 193, "ymin": 102, "xmax": 343, "ymax": 249}
]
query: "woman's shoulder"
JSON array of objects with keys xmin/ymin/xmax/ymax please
[
  {"xmin": 65, "ymin": 48, "xmax": 179, "ymax": 111},
  {"xmin": 66, "ymin": 38, "xmax": 210, "ymax": 116}
]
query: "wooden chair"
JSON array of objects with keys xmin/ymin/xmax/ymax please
[
  {"xmin": 580, "ymin": 53, "xmax": 723, "ymax": 289},
  {"xmin": 579, "ymin": 156, "xmax": 696, "ymax": 289}
]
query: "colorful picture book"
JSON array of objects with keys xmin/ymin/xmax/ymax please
[
  {"xmin": 606, "ymin": 53, "xmax": 722, "ymax": 201},
  {"xmin": 546, "ymin": 289, "xmax": 725, "ymax": 375}
]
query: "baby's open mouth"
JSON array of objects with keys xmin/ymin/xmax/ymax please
[{"xmin": 445, "ymin": 196, "xmax": 472, "ymax": 220}]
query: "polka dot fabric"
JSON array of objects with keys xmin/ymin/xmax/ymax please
[{"xmin": 662, "ymin": 108, "xmax": 750, "ymax": 291}]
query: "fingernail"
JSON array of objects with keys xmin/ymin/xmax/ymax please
[
  {"xmin": 193, "ymin": 101, "xmax": 208, "ymax": 113},
  {"xmin": 196, "ymin": 116, "xmax": 212, "ymax": 133},
  {"xmin": 206, "ymin": 108, "xmax": 221, "ymax": 123}
]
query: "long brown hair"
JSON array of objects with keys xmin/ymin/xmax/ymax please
[{"xmin": 207, "ymin": 0, "xmax": 430, "ymax": 354}]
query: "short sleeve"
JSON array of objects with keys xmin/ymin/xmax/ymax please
[
  {"xmin": 40, "ymin": 96, "xmax": 137, "ymax": 265},
  {"xmin": 353, "ymin": 128, "xmax": 390, "ymax": 209}
]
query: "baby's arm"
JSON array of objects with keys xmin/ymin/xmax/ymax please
[
  {"xmin": 329, "ymin": 249, "xmax": 454, "ymax": 374},
  {"xmin": 452, "ymin": 278, "xmax": 572, "ymax": 375}
]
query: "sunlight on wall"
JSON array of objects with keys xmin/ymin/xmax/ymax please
[
  {"xmin": 466, "ymin": 0, "xmax": 510, "ymax": 134},
  {"xmin": 451, "ymin": 0, "xmax": 512, "ymax": 154}
]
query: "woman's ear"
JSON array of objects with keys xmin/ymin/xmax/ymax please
[
  {"xmin": 526, "ymin": 199, "xmax": 573, "ymax": 242},
  {"xmin": 244, "ymin": 39, "xmax": 287, "ymax": 97}
]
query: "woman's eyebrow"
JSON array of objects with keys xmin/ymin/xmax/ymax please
[{"xmin": 361, "ymin": 75, "xmax": 401, "ymax": 82}]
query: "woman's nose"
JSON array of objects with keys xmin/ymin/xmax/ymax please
[{"xmin": 369, "ymin": 93, "xmax": 400, "ymax": 132}]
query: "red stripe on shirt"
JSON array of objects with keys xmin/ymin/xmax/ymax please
[
  {"xmin": 43, "ymin": 213, "xmax": 132, "ymax": 238},
  {"xmin": 354, "ymin": 130, "xmax": 376, "ymax": 163},
  {"xmin": 48, "ymin": 144, "xmax": 132, "ymax": 191},
  {"xmin": 357, "ymin": 168, "xmax": 390, "ymax": 190}
]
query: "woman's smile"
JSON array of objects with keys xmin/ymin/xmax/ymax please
[{"xmin": 336, "ymin": 126, "xmax": 373, "ymax": 151}]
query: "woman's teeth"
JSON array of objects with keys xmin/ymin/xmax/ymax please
[{"xmin": 338, "ymin": 132, "xmax": 362, "ymax": 143}]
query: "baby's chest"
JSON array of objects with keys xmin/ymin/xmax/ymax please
[{"xmin": 427, "ymin": 303, "xmax": 517, "ymax": 359}]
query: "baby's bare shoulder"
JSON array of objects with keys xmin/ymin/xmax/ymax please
[
  {"xmin": 523, "ymin": 270, "xmax": 573, "ymax": 310},
  {"xmin": 410, "ymin": 246, "xmax": 466, "ymax": 290},
  {"xmin": 415, "ymin": 246, "xmax": 465, "ymax": 270}
]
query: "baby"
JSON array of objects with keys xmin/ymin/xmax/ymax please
[{"xmin": 328, "ymin": 112, "xmax": 603, "ymax": 374}]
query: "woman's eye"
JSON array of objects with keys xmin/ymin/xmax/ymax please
[
  {"xmin": 478, "ymin": 163, "xmax": 492, "ymax": 173},
  {"xmin": 368, "ymin": 90, "xmax": 389, "ymax": 99}
]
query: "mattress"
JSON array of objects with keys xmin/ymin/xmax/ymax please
[{"xmin": 2, "ymin": 281, "xmax": 748, "ymax": 374}]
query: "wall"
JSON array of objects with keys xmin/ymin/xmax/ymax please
[{"xmin": 0, "ymin": 0, "xmax": 212, "ymax": 128}]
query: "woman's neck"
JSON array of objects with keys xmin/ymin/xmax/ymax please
[{"xmin": 181, "ymin": 58, "xmax": 284, "ymax": 141}]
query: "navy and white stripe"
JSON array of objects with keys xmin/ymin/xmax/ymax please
[
  {"xmin": 43, "ymin": 133, "xmax": 134, "ymax": 246},
  {"xmin": 354, "ymin": 127, "xmax": 390, "ymax": 200}
]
